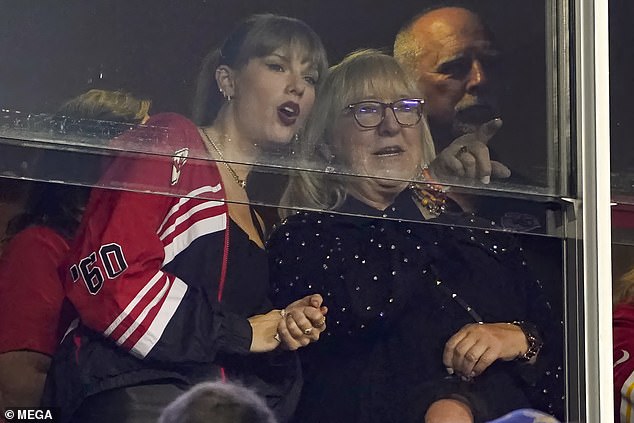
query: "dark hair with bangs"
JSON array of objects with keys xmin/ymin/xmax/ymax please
[{"xmin": 192, "ymin": 13, "xmax": 328, "ymax": 126}]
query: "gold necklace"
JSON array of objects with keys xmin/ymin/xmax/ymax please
[{"xmin": 202, "ymin": 129, "xmax": 247, "ymax": 189}]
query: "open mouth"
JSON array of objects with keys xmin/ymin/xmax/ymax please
[
  {"xmin": 277, "ymin": 101, "xmax": 300, "ymax": 126},
  {"xmin": 373, "ymin": 145, "xmax": 404, "ymax": 156}
]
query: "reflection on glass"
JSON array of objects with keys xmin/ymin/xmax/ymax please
[{"xmin": 0, "ymin": 1, "xmax": 572, "ymax": 421}]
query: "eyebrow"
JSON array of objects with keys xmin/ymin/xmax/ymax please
[
  {"xmin": 266, "ymin": 52, "xmax": 319, "ymax": 73},
  {"xmin": 435, "ymin": 49, "xmax": 500, "ymax": 69},
  {"xmin": 436, "ymin": 53, "xmax": 467, "ymax": 66}
]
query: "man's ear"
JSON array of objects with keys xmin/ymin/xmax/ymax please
[{"xmin": 215, "ymin": 65, "xmax": 235, "ymax": 98}]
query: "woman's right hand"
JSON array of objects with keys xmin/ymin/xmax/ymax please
[
  {"xmin": 248, "ymin": 309, "xmax": 288, "ymax": 353},
  {"xmin": 443, "ymin": 322, "xmax": 529, "ymax": 378},
  {"xmin": 247, "ymin": 294, "xmax": 327, "ymax": 353}
]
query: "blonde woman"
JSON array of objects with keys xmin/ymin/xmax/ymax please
[{"xmin": 270, "ymin": 50, "xmax": 563, "ymax": 423}]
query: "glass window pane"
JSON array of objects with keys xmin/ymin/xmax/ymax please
[{"xmin": 0, "ymin": 1, "xmax": 580, "ymax": 421}]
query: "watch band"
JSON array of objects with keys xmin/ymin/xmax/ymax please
[{"xmin": 511, "ymin": 320, "xmax": 543, "ymax": 361}]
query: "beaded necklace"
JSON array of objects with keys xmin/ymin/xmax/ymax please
[{"xmin": 409, "ymin": 167, "xmax": 448, "ymax": 216}]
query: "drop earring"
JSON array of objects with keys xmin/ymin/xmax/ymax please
[{"xmin": 219, "ymin": 88, "xmax": 232, "ymax": 102}]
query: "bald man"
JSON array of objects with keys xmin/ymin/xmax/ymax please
[
  {"xmin": 395, "ymin": 6, "xmax": 500, "ymax": 151},
  {"xmin": 393, "ymin": 10, "xmax": 564, "ymax": 423}
]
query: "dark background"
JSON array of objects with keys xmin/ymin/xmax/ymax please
[
  {"xmin": 610, "ymin": 0, "xmax": 634, "ymax": 194},
  {"xmin": 1, "ymin": 0, "xmax": 548, "ymax": 185}
]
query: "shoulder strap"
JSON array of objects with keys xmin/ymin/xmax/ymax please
[{"xmin": 249, "ymin": 206, "xmax": 266, "ymax": 242}]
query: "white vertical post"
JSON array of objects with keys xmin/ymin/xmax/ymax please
[{"xmin": 578, "ymin": 0, "xmax": 613, "ymax": 420}]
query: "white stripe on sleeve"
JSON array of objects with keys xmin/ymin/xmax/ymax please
[
  {"xmin": 103, "ymin": 270, "xmax": 164, "ymax": 337},
  {"xmin": 158, "ymin": 200, "xmax": 225, "ymax": 241},
  {"xmin": 162, "ymin": 213, "xmax": 226, "ymax": 266},
  {"xmin": 131, "ymin": 276, "xmax": 188, "ymax": 358},
  {"xmin": 115, "ymin": 274, "xmax": 172, "ymax": 346},
  {"xmin": 157, "ymin": 184, "xmax": 222, "ymax": 234}
]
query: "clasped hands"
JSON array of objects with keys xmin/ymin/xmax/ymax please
[
  {"xmin": 442, "ymin": 322, "xmax": 530, "ymax": 380},
  {"xmin": 248, "ymin": 294, "xmax": 327, "ymax": 353}
]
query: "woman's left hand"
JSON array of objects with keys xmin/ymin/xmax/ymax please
[{"xmin": 442, "ymin": 323, "xmax": 529, "ymax": 378}]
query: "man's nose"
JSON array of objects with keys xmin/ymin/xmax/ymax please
[{"xmin": 465, "ymin": 59, "xmax": 488, "ymax": 92}]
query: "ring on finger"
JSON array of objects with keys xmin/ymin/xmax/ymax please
[
  {"xmin": 457, "ymin": 145, "xmax": 469, "ymax": 156},
  {"xmin": 315, "ymin": 317, "xmax": 326, "ymax": 328},
  {"xmin": 303, "ymin": 327, "xmax": 313, "ymax": 335}
]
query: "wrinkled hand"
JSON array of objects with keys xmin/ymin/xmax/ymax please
[
  {"xmin": 428, "ymin": 118, "xmax": 511, "ymax": 184},
  {"xmin": 443, "ymin": 322, "xmax": 528, "ymax": 378},
  {"xmin": 277, "ymin": 294, "xmax": 328, "ymax": 351}
]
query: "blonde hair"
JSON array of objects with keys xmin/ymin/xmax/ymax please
[
  {"xmin": 58, "ymin": 89, "xmax": 150, "ymax": 123},
  {"xmin": 614, "ymin": 267, "xmax": 634, "ymax": 305},
  {"xmin": 393, "ymin": 25, "xmax": 423, "ymax": 77},
  {"xmin": 280, "ymin": 49, "xmax": 434, "ymax": 216}
]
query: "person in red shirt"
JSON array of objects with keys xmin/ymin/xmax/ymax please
[
  {"xmin": 614, "ymin": 268, "xmax": 634, "ymax": 422},
  {"xmin": 0, "ymin": 89, "xmax": 151, "ymax": 408}
]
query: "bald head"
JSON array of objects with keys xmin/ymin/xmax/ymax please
[{"xmin": 395, "ymin": 7, "xmax": 500, "ymax": 148}]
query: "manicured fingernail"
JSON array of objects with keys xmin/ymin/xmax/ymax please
[
  {"xmin": 446, "ymin": 367, "xmax": 454, "ymax": 375},
  {"xmin": 480, "ymin": 175, "xmax": 490, "ymax": 184}
]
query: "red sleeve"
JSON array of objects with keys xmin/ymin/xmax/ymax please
[
  {"xmin": 0, "ymin": 226, "xmax": 75, "ymax": 355},
  {"xmin": 613, "ymin": 204, "xmax": 634, "ymax": 229},
  {"xmin": 63, "ymin": 113, "xmax": 252, "ymax": 363}
]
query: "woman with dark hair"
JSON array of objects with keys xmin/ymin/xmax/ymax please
[
  {"xmin": 269, "ymin": 50, "xmax": 563, "ymax": 422},
  {"xmin": 0, "ymin": 89, "xmax": 151, "ymax": 409},
  {"xmin": 43, "ymin": 14, "xmax": 329, "ymax": 423}
]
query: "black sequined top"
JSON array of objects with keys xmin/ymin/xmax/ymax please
[{"xmin": 268, "ymin": 189, "xmax": 564, "ymax": 423}]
